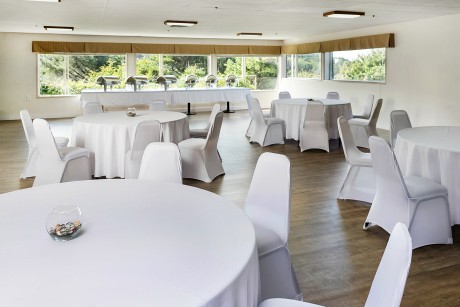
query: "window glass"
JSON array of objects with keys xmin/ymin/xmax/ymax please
[
  {"xmin": 162, "ymin": 55, "xmax": 208, "ymax": 88},
  {"xmin": 217, "ymin": 56, "xmax": 243, "ymax": 87},
  {"xmin": 39, "ymin": 54, "xmax": 126, "ymax": 96},
  {"xmin": 245, "ymin": 56, "xmax": 278, "ymax": 90},
  {"xmin": 329, "ymin": 48, "xmax": 385, "ymax": 82},
  {"xmin": 285, "ymin": 53, "xmax": 321, "ymax": 79},
  {"xmin": 135, "ymin": 54, "xmax": 160, "ymax": 89}
]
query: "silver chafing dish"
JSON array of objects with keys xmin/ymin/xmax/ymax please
[
  {"xmin": 156, "ymin": 75, "xmax": 177, "ymax": 91},
  {"xmin": 225, "ymin": 74, "xmax": 238, "ymax": 87},
  {"xmin": 205, "ymin": 74, "xmax": 218, "ymax": 88},
  {"xmin": 185, "ymin": 74, "xmax": 198, "ymax": 89},
  {"xmin": 126, "ymin": 76, "xmax": 149, "ymax": 91},
  {"xmin": 96, "ymin": 76, "xmax": 120, "ymax": 92}
]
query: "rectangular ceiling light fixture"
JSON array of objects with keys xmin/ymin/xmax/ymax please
[
  {"xmin": 28, "ymin": 0, "xmax": 61, "ymax": 2},
  {"xmin": 237, "ymin": 32, "xmax": 263, "ymax": 37},
  {"xmin": 323, "ymin": 10, "xmax": 365, "ymax": 18},
  {"xmin": 164, "ymin": 20, "xmax": 198, "ymax": 27},
  {"xmin": 44, "ymin": 25, "xmax": 74, "ymax": 31}
]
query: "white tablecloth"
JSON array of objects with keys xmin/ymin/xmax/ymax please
[
  {"xmin": 394, "ymin": 126, "xmax": 460, "ymax": 225},
  {"xmin": 270, "ymin": 98, "xmax": 353, "ymax": 140},
  {"xmin": 80, "ymin": 88, "xmax": 251, "ymax": 108},
  {"xmin": 70, "ymin": 111, "xmax": 190, "ymax": 178},
  {"xmin": 0, "ymin": 180, "xmax": 259, "ymax": 307}
]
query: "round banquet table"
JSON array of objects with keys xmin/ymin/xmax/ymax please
[
  {"xmin": 70, "ymin": 111, "xmax": 190, "ymax": 178},
  {"xmin": 270, "ymin": 98, "xmax": 353, "ymax": 140},
  {"xmin": 394, "ymin": 126, "xmax": 460, "ymax": 225},
  {"xmin": 0, "ymin": 180, "xmax": 259, "ymax": 307}
]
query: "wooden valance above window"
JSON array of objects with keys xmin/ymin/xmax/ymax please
[{"xmin": 32, "ymin": 33, "xmax": 394, "ymax": 55}]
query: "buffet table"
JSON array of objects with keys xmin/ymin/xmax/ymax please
[
  {"xmin": 70, "ymin": 111, "xmax": 189, "ymax": 178},
  {"xmin": 80, "ymin": 88, "xmax": 251, "ymax": 109},
  {"xmin": 394, "ymin": 126, "xmax": 460, "ymax": 225},
  {"xmin": 270, "ymin": 98, "xmax": 353, "ymax": 140},
  {"xmin": 0, "ymin": 180, "xmax": 259, "ymax": 307}
]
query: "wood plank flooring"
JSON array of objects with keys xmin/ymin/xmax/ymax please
[{"xmin": 1, "ymin": 111, "xmax": 459, "ymax": 306}]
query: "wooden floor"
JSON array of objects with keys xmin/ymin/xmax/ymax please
[{"xmin": 1, "ymin": 111, "xmax": 459, "ymax": 306}]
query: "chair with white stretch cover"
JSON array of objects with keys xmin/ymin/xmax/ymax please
[
  {"xmin": 348, "ymin": 99, "xmax": 383, "ymax": 149},
  {"xmin": 390, "ymin": 110, "xmax": 412, "ymax": 148},
  {"xmin": 124, "ymin": 120, "xmax": 162, "ymax": 179},
  {"xmin": 149, "ymin": 100, "xmax": 167, "ymax": 111},
  {"xmin": 244, "ymin": 153, "xmax": 302, "ymax": 302},
  {"xmin": 32, "ymin": 118, "xmax": 91, "ymax": 187},
  {"xmin": 259, "ymin": 223, "xmax": 412, "ymax": 307},
  {"xmin": 246, "ymin": 94, "xmax": 270, "ymax": 137},
  {"xmin": 84, "ymin": 102, "xmax": 103, "ymax": 115},
  {"xmin": 279, "ymin": 91, "xmax": 292, "ymax": 99},
  {"xmin": 364, "ymin": 136, "xmax": 453, "ymax": 249},
  {"xmin": 20, "ymin": 110, "xmax": 69, "ymax": 179},
  {"xmin": 250, "ymin": 98, "xmax": 285, "ymax": 147},
  {"xmin": 138, "ymin": 142, "xmax": 182, "ymax": 184},
  {"xmin": 326, "ymin": 91, "xmax": 340, "ymax": 99},
  {"xmin": 353, "ymin": 94, "xmax": 374, "ymax": 119},
  {"xmin": 189, "ymin": 104, "xmax": 221, "ymax": 138},
  {"xmin": 337, "ymin": 116, "xmax": 375, "ymax": 203},
  {"xmin": 299, "ymin": 101, "xmax": 329, "ymax": 152},
  {"xmin": 178, "ymin": 111, "xmax": 224, "ymax": 183}
]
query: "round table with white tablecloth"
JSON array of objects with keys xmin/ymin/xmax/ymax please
[
  {"xmin": 270, "ymin": 98, "xmax": 353, "ymax": 140},
  {"xmin": 0, "ymin": 180, "xmax": 259, "ymax": 307},
  {"xmin": 394, "ymin": 126, "xmax": 460, "ymax": 225},
  {"xmin": 70, "ymin": 111, "xmax": 190, "ymax": 178}
]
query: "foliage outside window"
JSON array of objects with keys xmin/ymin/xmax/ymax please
[
  {"xmin": 39, "ymin": 54, "xmax": 126, "ymax": 96},
  {"xmin": 286, "ymin": 53, "xmax": 321, "ymax": 79},
  {"xmin": 328, "ymin": 48, "xmax": 385, "ymax": 82}
]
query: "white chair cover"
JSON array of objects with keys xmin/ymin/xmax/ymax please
[
  {"xmin": 149, "ymin": 100, "xmax": 167, "ymax": 111},
  {"xmin": 364, "ymin": 136, "xmax": 452, "ymax": 249},
  {"xmin": 326, "ymin": 92, "xmax": 340, "ymax": 99},
  {"xmin": 348, "ymin": 99, "xmax": 383, "ymax": 148},
  {"xmin": 390, "ymin": 110, "xmax": 412, "ymax": 148},
  {"xmin": 279, "ymin": 91, "xmax": 292, "ymax": 99},
  {"xmin": 244, "ymin": 153, "xmax": 302, "ymax": 302},
  {"xmin": 299, "ymin": 101, "xmax": 329, "ymax": 152},
  {"xmin": 249, "ymin": 98, "xmax": 285, "ymax": 147},
  {"xmin": 337, "ymin": 116, "xmax": 375, "ymax": 203},
  {"xmin": 179, "ymin": 111, "xmax": 224, "ymax": 183},
  {"xmin": 84, "ymin": 102, "xmax": 103, "ymax": 115},
  {"xmin": 32, "ymin": 118, "xmax": 90, "ymax": 186},
  {"xmin": 353, "ymin": 94, "xmax": 374, "ymax": 119},
  {"xmin": 246, "ymin": 94, "xmax": 270, "ymax": 137},
  {"xmin": 189, "ymin": 104, "xmax": 221, "ymax": 138},
  {"xmin": 258, "ymin": 223, "xmax": 412, "ymax": 307},
  {"xmin": 138, "ymin": 142, "xmax": 182, "ymax": 184},
  {"xmin": 124, "ymin": 120, "xmax": 162, "ymax": 179}
]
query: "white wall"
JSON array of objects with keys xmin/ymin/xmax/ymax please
[{"xmin": 282, "ymin": 13, "xmax": 460, "ymax": 129}]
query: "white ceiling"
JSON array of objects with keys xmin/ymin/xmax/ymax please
[{"xmin": 2, "ymin": 0, "xmax": 460, "ymax": 42}]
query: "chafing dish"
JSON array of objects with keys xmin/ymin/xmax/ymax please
[
  {"xmin": 126, "ymin": 76, "xmax": 149, "ymax": 91},
  {"xmin": 96, "ymin": 76, "xmax": 120, "ymax": 92}
]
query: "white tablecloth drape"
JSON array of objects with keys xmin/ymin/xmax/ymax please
[
  {"xmin": 394, "ymin": 126, "xmax": 460, "ymax": 225},
  {"xmin": 270, "ymin": 98, "xmax": 353, "ymax": 140},
  {"xmin": 70, "ymin": 111, "xmax": 190, "ymax": 178},
  {"xmin": 80, "ymin": 88, "xmax": 251, "ymax": 108},
  {"xmin": 0, "ymin": 180, "xmax": 259, "ymax": 307}
]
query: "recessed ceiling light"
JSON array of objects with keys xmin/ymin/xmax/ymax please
[
  {"xmin": 164, "ymin": 20, "xmax": 198, "ymax": 27},
  {"xmin": 237, "ymin": 32, "xmax": 263, "ymax": 37},
  {"xmin": 44, "ymin": 25, "xmax": 74, "ymax": 31},
  {"xmin": 323, "ymin": 10, "xmax": 365, "ymax": 18}
]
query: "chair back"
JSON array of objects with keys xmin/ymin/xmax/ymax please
[
  {"xmin": 33, "ymin": 118, "xmax": 62, "ymax": 161},
  {"xmin": 84, "ymin": 102, "xmax": 103, "ymax": 115},
  {"xmin": 365, "ymin": 223, "xmax": 412, "ymax": 307},
  {"xmin": 20, "ymin": 109, "xmax": 37, "ymax": 148},
  {"xmin": 246, "ymin": 93, "xmax": 253, "ymax": 115},
  {"xmin": 204, "ymin": 104, "xmax": 221, "ymax": 131},
  {"xmin": 204, "ymin": 111, "xmax": 224, "ymax": 151},
  {"xmin": 138, "ymin": 142, "xmax": 182, "ymax": 183},
  {"xmin": 304, "ymin": 100, "xmax": 325, "ymax": 125},
  {"xmin": 279, "ymin": 91, "xmax": 291, "ymax": 99},
  {"xmin": 250, "ymin": 98, "xmax": 266, "ymax": 128},
  {"xmin": 369, "ymin": 99, "xmax": 383, "ymax": 126},
  {"xmin": 338, "ymin": 116, "xmax": 362, "ymax": 164},
  {"xmin": 244, "ymin": 152, "xmax": 291, "ymax": 247},
  {"xmin": 130, "ymin": 120, "xmax": 162, "ymax": 162},
  {"xmin": 362, "ymin": 94, "xmax": 375, "ymax": 119},
  {"xmin": 326, "ymin": 91, "xmax": 340, "ymax": 99},
  {"xmin": 369, "ymin": 136, "xmax": 409, "ymax": 198},
  {"xmin": 390, "ymin": 110, "xmax": 412, "ymax": 148},
  {"xmin": 149, "ymin": 100, "xmax": 167, "ymax": 111}
]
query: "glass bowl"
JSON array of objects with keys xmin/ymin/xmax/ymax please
[
  {"xmin": 126, "ymin": 107, "xmax": 137, "ymax": 117},
  {"xmin": 46, "ymin": 205, "xmax": 82, "ymax": 242}
]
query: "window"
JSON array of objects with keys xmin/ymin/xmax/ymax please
[
  {"xmin": 286, "ymin": 53, "xmax": 321, "ymax": 79},
  {"xmin": 327, "ymin": 48, "xmax": 385, "ymax": 82},
  {"xmin": 217, "ymin": 56, "xmax": 243, "ymax": 87},
  {"xmin": 39, "ymin": 54, "xmax": 126, "ymax": 96}
]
